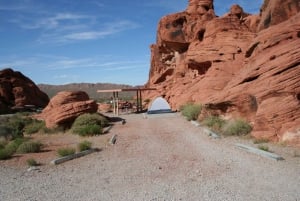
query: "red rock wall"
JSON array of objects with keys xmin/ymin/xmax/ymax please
[
  {"xmin": 0, "ymin": 68, "xmax": 49, "ymax": 113},
  {"xmin": 145, "ymin": 0, "xmax": 300, "ymax": 143}
]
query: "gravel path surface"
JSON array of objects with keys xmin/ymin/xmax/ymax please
[{"xmin": 1, "ymin": 113, "xmax": 299, "ymax": 201}]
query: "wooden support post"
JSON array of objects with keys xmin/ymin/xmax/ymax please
[
  {"xmin": 136, "ymin": 90, "xmax": 139, "ymax": 113},
  {"xmin": 116, "ymin": 92, "xmax": 119, "ymax": 116},
  {"xmin": 139, "ymin": 90, "xmax": 142, "ymax": 112}
]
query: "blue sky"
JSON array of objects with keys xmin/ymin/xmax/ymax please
[{"xmin": 0, "ymin": 0, "xmax": 263, "ymax": 85}]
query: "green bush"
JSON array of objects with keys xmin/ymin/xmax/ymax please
[
  {"xmin": 7, "ymin": 115, "xmax": 28, "ymax": 138},
  {"xmin": 222, "ymin": 119, "xmax": 252, "ymax": 136},
  {"xmin": 78, "ymin": 140, "xmax": 92, "ymax": 152},
  {"xmin": 16, "ymin": 141, "xmax": 43, "ymax": 153},
  {"xmin": 0, "ymin": 140, "xmax": 7, "ymax": 150},
  {"xmin": 57, "ymin": 147, "xmax": 75, "ymax": 157},
  {"xmin": 253, "ymin": 138, "xmax": 269, "ymax": 144},
  {"xmin": 24, "ymin": 120, "xmax": 45, "ymax": 135},
  {"xmin": 181, "ymin": 103, "xmax": 202, "ymax": 121},
  {"xmin": 0, "ymin": 148, "xmax": 14, "ymax": 160},
  {"xmin": 258, "ymin": 145, "xmax": 269, "ymax": 152},
  {"xmin": 5, "ymin": 138, "xmax": 26, "ymax": 153},
  {"xmin": 202, "ymin": 115, "xmax": 226, "ymax": 132},
  {"xmin": 72, "ymin": 113, "xmax": 108, "ymax": 136},
  {"xmin": 26, "ymin": 158, "xmax": 38, "ymax": 166}
]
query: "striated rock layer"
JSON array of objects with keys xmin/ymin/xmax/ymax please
[
  {"xmin": 38, "ymin": 91, "xmax": 98, "ymax": 128},
  {"xmin": 145, "ymin": 0, "xmax": 300, "ymax": 144},
  {"xmin": 0, "ymin": 68, "xmax": 49, "ymax": 113}
]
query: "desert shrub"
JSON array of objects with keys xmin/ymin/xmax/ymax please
[
  {"xmin": 78, "ymin": 140, "xmax": 92, "ymax": 152},
  {"xmin": 24, "ymin": 120, "xmax": 45, "ymax": 135},
  {"xmin": 222, "ymin": 119, "xmax": 252, "ymax": 136},
  {"xmin": 258, "ymin": 145, "xmax": 269, "ymax": 152},
  {"xmin": 57, "ymin": 147, "xmax": 75, "ymax": 157},
  {"xmin": 253, "ymin": 138, "xmax": 269, "ymax": 144},
  {"xmin": 181, "ymin": 103, "xmax": 202, "ymax": 121},
  {"xmin": 26, "ymin": 158, "xmax": 38, "ymax": 166},
  {"xmin": 0, "ymin": 138, "xmax": 28, "ymax": 160},
  {"xmin": 17, "ymin": 141, "xmax": 43, "ymax": 154},
  {"xmin": 7, "ymin": 115, "xmax": 28, "ymax": 138},
  {"xmin": 202, "ymin": 115, "xmax": 226, "ymax": 132},
  {"xmin": 0, "ymin": 148, "xmax": 14, "ymax": 160},
  {"xmin": 72, "ymin": 113, "xmax": 108, "ymax": 136},
  {"xmin": 5, "ymin": 138, "xmax": 26, "ymax": 153},
  {"xmin": 0, "ymin": 140, "xmax": 7, "ymax": 150}
]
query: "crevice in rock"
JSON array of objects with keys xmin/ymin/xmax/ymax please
[
  {"xmin": 172, "ymin": 17, "xmax": 186, "ymax": 28},
  {"xmin": 273, "ymin": 61, "xmax": 300, "ymax": 76},
  {"xmin": 263, "ymin": 13, "xmax": 272, "ymax": 29},
  {"xmin": 188, "ymin": 61, "xmax": 212, "ymax": 75},
  {"xmin": 198, "ymin": 29, "xmax": 206, "ymax": 41},
  {"xmin": 296, "ymin": 93, "xmax": 300, "ymax": 101},
  {"xmin": 202, "ymin": 5, "xmax": 210, "ymax": 11},
  {"xmin": 270, "ymin": 55, "xmax": 276, "ymax": 60},
  {"xmin": 297, "ymin": 31, "xmax": 300, "ymax": 38},
  {"xmin": 171, "ymin": 30, "xmax": 184, "ymax": 38},
  {"xmin": 240, "ymin": 75, "xmax": 260, "ymax": 84},
  {"xmin": 205, "ymin": 101, "xmax": 235, "ymax": 113},
  {"xmin": 245, "ymin": 42, "xmax": 260, "ymax": 58},
  {"xmin": 154, "ymin": 68, "xmax": 174, "ymax": 84}
]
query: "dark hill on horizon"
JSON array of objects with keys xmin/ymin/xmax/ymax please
[{"xmin": 38, "ymin": 83, "xmax": 137, "ymax": 101}]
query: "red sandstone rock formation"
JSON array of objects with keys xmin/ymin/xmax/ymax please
[
  {"xmin": 0, "ymin": 68, "xmax": 49, "ymax": 113},
  {"xmin": 145, "ymin": 0, "xmax": 300, "ymax": 144},
  {"xmin": 39, "ymin": 91, "xmax": 98, "ymax": 128}
]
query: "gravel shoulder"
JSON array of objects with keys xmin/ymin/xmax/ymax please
[{"xmin": 0, "ymin": 113, "xmax": 299, "ymax": 201}]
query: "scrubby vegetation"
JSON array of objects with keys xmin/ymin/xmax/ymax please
[
  {"xmin": 253, "ymin": 138, "xmax": 270, "ymax": 144},
  {"xmin": 24, "ymin": 120, "xmax": 45, "ymax": 135},
  {"xmin": 181, "ymin": 103, "xmax": 202, "ymax": 121},
  {"xmin": 201, "ymin": 115, "xmax": 252, "ymax": 136},
  {"xmin": 71, "ymin": 113, "xmax": 109, "ymax": 136},
  {"xmin": 57, "ymin": 147, "xmax": 76, "ymax": 157},
  {"xmin": 0, "ymin": 138, "xmax": 26, "ymax": 160},
  {"xmin": 78, "ymin": 140, "xmax": 92, "ymax": 152},
  {"xmin": 222, "ymin": 119, "xmax": 252, "ymax": 136},
  {"xmin": 26, "ymin": 158, "xmax": 38, "ymax": 166},
  {"xmin": 17, "ymin": 141, "xmax": 43, "ymax": 153},
  {"xmin": 202, "ymin": 115, "xmax": 226, "ymax": 132},
  {"xmin": 258, "ymin": 145, "xmax": 270, "ymax": 152}
]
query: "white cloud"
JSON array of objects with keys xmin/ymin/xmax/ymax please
[{"xmin": 63, "ymin": 20, "xmax": 138, "ymax": 41}]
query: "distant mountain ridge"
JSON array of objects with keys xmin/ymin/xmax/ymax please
[{"xmin": 38, "ymin": 83, "xmax": 137, "ymax": 100}]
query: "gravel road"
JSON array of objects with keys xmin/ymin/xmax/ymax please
[{"xmin": 0, "ymin": 113, "xmax": 299, "ymax": 201}]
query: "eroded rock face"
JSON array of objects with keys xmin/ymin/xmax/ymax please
[
  {"xmin": 39, "ymin": 91, "xmax": 98, "ymax": 128},
  {"xmin": 145, "ymin": 0, "xmax": 300, "ymax": 145},
  {"xmin": 0, "ymin": 68, "xmax": 49, "ymax": 113},
  {"xmin": 257, "ymin": 0, "xmax": 300, "ymax": 31}
]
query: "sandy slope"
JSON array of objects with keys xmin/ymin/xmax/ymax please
[{"xmin": 0, "ymin": 113, "xmax": 299, "ymax": 201}]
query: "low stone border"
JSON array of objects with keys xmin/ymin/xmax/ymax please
[
  {"xmin": 191, "ymin": 120, "xmax": 220, "ymax": 139},
  {"xmin": 235, "ymin": 143, "xmax": 284, "ymax": 161},
  {"xmin": 50, "ymin": 148, "xmax": 98, "ymax": 165}
]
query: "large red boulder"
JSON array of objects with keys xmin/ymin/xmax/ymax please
[
  {"xmin": 145, "ymin": 0, "xmax": 300, "ymax": 145},
  {"xmin": 39, "ymin": 91, "xmax": 98, "ymax": 128},
  {"xmin": 0, "ymin": 68, "xmax": 49, "ymax": 113}
]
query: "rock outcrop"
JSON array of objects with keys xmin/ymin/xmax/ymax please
[
  {"xmin": 145, "ymin": 0, "xmax": 300, "ymax": 144},
  {"xmin": 0, "ymin": 68, "xmax": 49, "ymax": 113},
  {"xmin": 39, "ymin": 91, "xmax": 98, "ymax": 128}
]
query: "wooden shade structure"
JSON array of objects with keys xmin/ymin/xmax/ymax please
[{"xmin": 97, "ymin": 88, "xmax": 156, "ymax": 115}]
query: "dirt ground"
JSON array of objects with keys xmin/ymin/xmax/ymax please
[{"xmin": 0, "ymin": 113, "xmax": 300, "ymax": 201}]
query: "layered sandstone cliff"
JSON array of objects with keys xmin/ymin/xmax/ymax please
[{"xmin": 145, "ymin": 0, "xmax": 300, "ymax": 144}]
